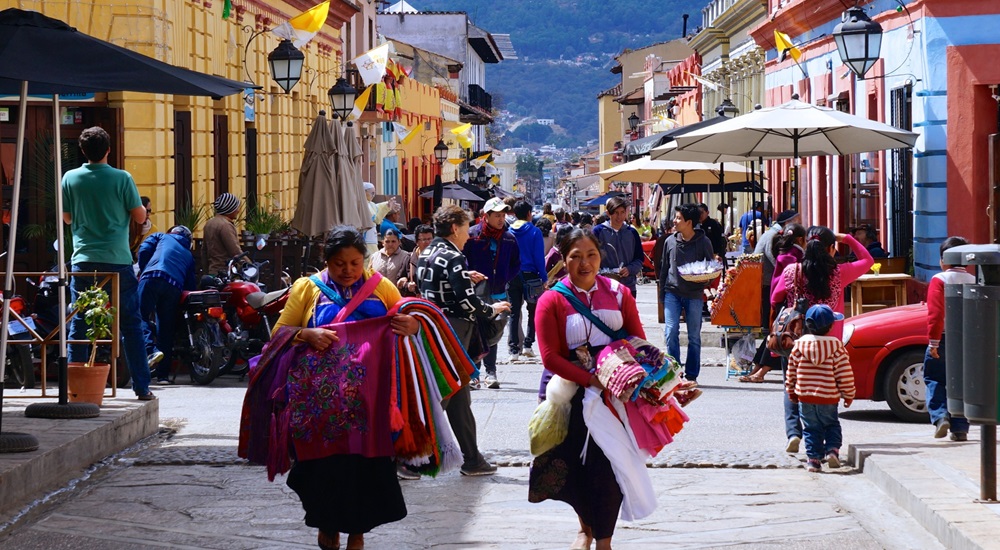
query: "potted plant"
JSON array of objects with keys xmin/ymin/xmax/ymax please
[
  {"xmin": 67, "ymin": 280, "xmax": 116, "ymax": 406},
  {"xmin": 244, "ymin": 196, "xmax": 287, "ymax": 242}
]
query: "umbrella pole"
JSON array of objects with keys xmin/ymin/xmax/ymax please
[
  {"xmin": 25, "ymin": 95, "xmax": 99, "ymax": 419},
  {"xmin": 0, "ymin": 81, "xmax": 39, "ymax": 452}
]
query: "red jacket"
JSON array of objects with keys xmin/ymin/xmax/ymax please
[{"xmin": 926, "ymin": 268, "xmax": 975, "ymax": 347}]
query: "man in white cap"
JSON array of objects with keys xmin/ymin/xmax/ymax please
[
  {"xmin": 363, "ymin": 182, "xmax": 378, "ymax": 257},
  {"xmin": 204, "ymin": 192, "xmax": 243, "ymax": 275}
]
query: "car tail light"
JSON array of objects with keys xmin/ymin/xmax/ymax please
[
  {"xmin": 8, "ymin": 297, "xmax": 25, "ymax": 314},
  {"xmin": 207, "ymin": 307, "xmax": 225, "ymax": 319},
  {"xmin": 193, "ymin": 312, "xmax": 204, "ymax": 322}
]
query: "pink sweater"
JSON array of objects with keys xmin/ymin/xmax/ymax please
[{"xmin": 770, "ymin": 234, "xmax": 873, "ymax": 340}]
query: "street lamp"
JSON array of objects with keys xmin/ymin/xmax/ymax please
[
  {"xmin": 431, "ymin": 139, "xmax": 449, "ymax": 209},
  {"xmin": 715, "ymin": 98, "xmax": 739, "ymax": 118},
  {"xmin": 833, "ymin": 4, "xmax": 883, "ymax": 79},
  {"xmin": 628, "ymin": 112, "xmax": 640, "ymax": 132},
  {"xmin": 268, "ymin": 39, "xmax": 305, "ymax": 94},
  {"xmin": 328, "ymin": 77, "xmax": 358, "ymax": 121},
  {"xmin": 433, "ymin": 139, "xmax": 449, "ymax": 165}
]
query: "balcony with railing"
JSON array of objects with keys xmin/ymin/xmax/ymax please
[{"xmin": 460, "ymin": 84, "xmax": 493, "ymax": 124}]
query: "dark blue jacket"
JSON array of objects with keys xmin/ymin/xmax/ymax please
[
  {"xmin": 137, "ymin": 233, "xmax": 196, "ymax": 291},
  {"xmin": 509, "ymin": 219, "xmax": 545, "ymax": 277},
  {"xmin": 593, "ymin": 221, "xmax": 644, "ymax": 289},
  {"xmin": 464, "ymin": 222, "xmax": 520, "ymax": 297}
]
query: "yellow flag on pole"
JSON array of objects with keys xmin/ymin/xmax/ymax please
[
  {"xmin": 347, "ymin": 85, "xmax": 373, "ymax": 121},
  {"xmin": 450, "ymin": 122, "xmax": 473, "ymax": 136},
  {"xmin": 271, "ymin": 1, "xmax": 330, "ymax": 48},
  {"xmin": 353, "ymin": 43, "xmax": 392, "ymax": 88},
  {"xmin": 774, "ymin": 30, "xmax": 802, "ymax": 63}
]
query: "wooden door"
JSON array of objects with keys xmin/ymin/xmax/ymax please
[
  {"xmin": 245, "ymin": 126, "xmax": 258, "ymax": 212},
  {"xmin": 173, "ymin": 111, "xmax": 192, "ymax": 222},
  {"xmin": 213, "ymin": 114, "xmax": 229, "ymax": 197}
]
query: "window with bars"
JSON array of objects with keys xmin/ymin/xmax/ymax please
[{"xmin": 889, "ymin": 84, "xmax": 913, "ymax": 260}]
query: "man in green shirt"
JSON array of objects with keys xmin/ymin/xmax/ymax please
[{"xmin": 62, "ymin": 126, "xmax": 153, "ymax": 400}]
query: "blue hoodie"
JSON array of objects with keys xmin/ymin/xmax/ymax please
[
  {"xmin": 509, "ymin": 219, "xmax": 545, "ymax": 277},
  {"xmin": 137, "ymin": 233, "xmax": 196, "ymax": 291}
]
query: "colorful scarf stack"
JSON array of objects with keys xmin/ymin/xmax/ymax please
[
  {"xmin": 388, "ymin": 298, "xmax": 475, "ymax": 476},
  {"xmin": 595, "ymin": 340, "xmax": 647, "ymax": 400},
  {"xmin": 238, "ymin": 298, "xmax": 475, "ymax": 481}
]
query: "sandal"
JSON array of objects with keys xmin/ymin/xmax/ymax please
[
  {"xmin": 318, "ymin": 531, "xmax": 340, "ymax": 550},
  {"xmin": 738, "ymin": 374, "xmax": 765, "ymax": 383}
]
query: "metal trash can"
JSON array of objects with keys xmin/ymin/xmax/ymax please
[
  {"xmin": 944, "ymin": 282, "xmax": 966, "ymax": 416},
  {"xmin": 943, "ymin": 244, "xmax": 1000, "ymax": 425}
]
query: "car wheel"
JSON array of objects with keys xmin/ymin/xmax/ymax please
[{"xmin": 884, "ymin": 349, "xmax": 930, "ymax": 423}]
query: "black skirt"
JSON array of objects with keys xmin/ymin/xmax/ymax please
[
  {"xmin": 528, "ymin": 386, "xmax": 623, "ymax": 539},
  {"xmin": 286, "ymin": 454, "xmax": 406, "ymax": 534}
]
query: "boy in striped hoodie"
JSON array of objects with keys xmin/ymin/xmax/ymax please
[{"xmin": 786, "ymin": 305, "xmax": 856, "ymax": 472}]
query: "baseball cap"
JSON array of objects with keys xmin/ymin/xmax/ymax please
[
  {"xmin": 804, "ymin": 304, "xmax": 844, "ymax": 332},
  {"xmin": 483, "ymin": 197, "xmax": 509, "ymax": 213},
  {"xmin": 776, "ymin": 210, "xmax": 799, "ymax": 224}
]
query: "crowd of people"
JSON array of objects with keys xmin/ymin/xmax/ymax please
[{"xmin": 58, "ymin": 125, "xmax": 962, "ymax": 550}]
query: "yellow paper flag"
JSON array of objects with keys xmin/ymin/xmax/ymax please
[
  {"xmin": 347, "ymin": 85, "xmax": 373, "ymax": 121},
  {"xmin": 774, "ymin": 30, "xmax": 802, "ymax": 63},
  {"xmin": 448, "ymin": 158, "xmax": 464, "ymax": 166},
  {"xmin": 271, "ymin": 1, "xmax": 330, "ymax": 48},
  {"xmin": 450, "ymin": 122, "xmax": 473, "ymax": 136}
]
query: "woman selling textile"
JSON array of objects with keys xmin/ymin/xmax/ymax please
[
  {"xmin": 529, "ymin": 228, "xmax": 646, "ymax": 550},
  {"xmin": 273, "ymin": 225, "xmax": 419, "ymax": 550}
]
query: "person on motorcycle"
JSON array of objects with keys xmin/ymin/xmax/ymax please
[
  {"xmin": 204, "ymin": 193, "xmax": 243, "ymax": 275},
  {"xmin": 137, "ymin": 225, "xmax": 197, "ymax": 385}
]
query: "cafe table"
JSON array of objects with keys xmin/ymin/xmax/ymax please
[{"xmin": 849, "ymin": 273, "xmax": 913, "ymax": 317}]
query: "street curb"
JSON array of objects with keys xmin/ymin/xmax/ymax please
[
  {"xmin": 0, "ymin": 399, "xmax": 159, "ymax": 519},
  {"xmin": 849, "ymin": 444, "xmax": 996, "ymax": 550}
]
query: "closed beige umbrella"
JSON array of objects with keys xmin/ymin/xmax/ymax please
[
  {"xmin": 334, "ymin": 118, "xmax": 374, "ymax": 232},
  {"xmin": 290, "ymin": 113, "xmax": 339, "ymax": 237}
]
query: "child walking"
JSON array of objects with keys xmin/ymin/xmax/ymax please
[
  {"xmin": 924, "ymin": 236, "xmax": 974, "ymax": 441},
  {"xmin": 786, "ymin": 305, "xmax": 856, "ymax": 472}
]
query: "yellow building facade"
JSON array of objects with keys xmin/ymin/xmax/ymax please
[{"xmin": 0, "ymin": 0, "xmax": 352, "ymax": 264}]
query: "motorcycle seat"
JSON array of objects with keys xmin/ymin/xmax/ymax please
[{"xmin": 246, "ymin": 287, "xmax": 289, "ymax": 310}]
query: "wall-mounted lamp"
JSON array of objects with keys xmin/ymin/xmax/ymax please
[
  {"xmin": 628, "ymin": 112, "xmax": 640, "ymax": 132},
  {"xmin": 833, "ymin": 4, "xmax": 883, "ymax": 79},
  {"xmin": 328, "ymin": 77, "xmax": 358, "ymax": 121},
  {"xmin": 715, "ymin": 98, "xmax": 740, "ymax": 118},
  {"xmin": 267, "ymin": 39, "xmax": 305, "ymax": 94},
  {"xmin": 433, "ymin": 139, "xmax": 449, "ymax": 165}
]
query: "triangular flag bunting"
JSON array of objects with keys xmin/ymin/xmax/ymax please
[
  {"xmin": 685, "ymin": 71, "xmax": 719, "ymax": 91},
  {"xmin": 222, "ymin": 0, "xmax": 232, "ymax": 19},
  {"xmin": 448, "ymin": 158, "xmax": 464, "ymax": 166},
  {"xmin": 469, "ymin": 153, "xmax": 491, "ymax": 169},
  {"xmin": 392, "ymin": 122, "xmax": 420, "ymax": 145},
  {"xmin": 774, "ymin": 30, "xmax": 802, "ymax": 63},
  {"xmin": 347, "ymin": 85, "xmax": 374, "ymax": 121},
  {"xmin": 450, "ymin": 122, "xmax": 473, "ymax": 136},
  {"xmin": 353, "ymin": 44, "xmax": 392, "ymax": 88},
  {"xmin": 272, "ymin": 1, "xmax": 330, "ymax": 48}
]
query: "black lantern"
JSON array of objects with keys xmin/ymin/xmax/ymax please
[
  {"xmin": 833, "ymin": 5, "xmax": 883, "ymax": 78},
  {"xmin": 627, "ymin": 112, "xmax": 640, "ymax": 131},
  {"xmin": 715, "ymin": 98, "xmax": 739, "ymax": 118},
  {"xmin": 328, "ymin": 77, "xmax": 358, "ymax": 120},
  {"xmin": 433, "ymin": 139, "xmax": 449, "ymax": 165},
  {"xmin": 268, "ymin": 39, "xmax": 305, "ymax": 94}
]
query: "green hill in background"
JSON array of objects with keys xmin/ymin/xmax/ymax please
[{"xmin": 401, "ymin": 0, "xmax": 705, "ymax": 148}]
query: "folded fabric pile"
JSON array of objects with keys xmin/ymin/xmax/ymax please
[
  {"xmin": 595, "ymin": 340, "xmax": 647, "ymax": 401},
  {"xmin": 389, "ymin": 298, "xmax": 475, "ymax": 476}
]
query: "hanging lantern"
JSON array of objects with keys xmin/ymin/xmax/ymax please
[{"xmin": 833, "ymin": 5, "xmax": 883, "ymax": 78}]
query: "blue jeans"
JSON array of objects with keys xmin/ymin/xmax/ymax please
[
  {"xmin": 70, "ymin": 263, "xmax": 150, "ymax": 396},
  {"xmin": 798, "ymin": 403, "xmax": 842, "ymax": 460},
  {"xmin": 782, "ymin": 358, "xmax": 803, "ymax": 439},
  {"xmin": 139, "ymin": 277, "xmax": 181, "ymax": 381},
  {"xmin": 506, "ymin": 274, "xmax": 537, "ymax": 354},
  {"xmin": 924, "ymin": 336, "xmax": 969, "ymax": 433},
  {"xmin": 662, "ymin": 291, "xmax": 703, "ymax": 380}
]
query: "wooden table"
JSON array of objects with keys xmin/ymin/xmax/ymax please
[{"xmin": 849, "ymin": 273, "xmax": 912, "ymax": 317}]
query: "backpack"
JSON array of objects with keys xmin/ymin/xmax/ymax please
[{"xmin": 766, "ymin": 297, "xmax": 810, "ymax": 357}]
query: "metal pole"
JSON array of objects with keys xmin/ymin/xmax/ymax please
[
  {"xmin": 0, "ymin": 82, "xmax": 30, "ymax": 432},
  {"xmin": 982, "ymin": 425, "xmax": 997, "ymax": 502},
  {"xmin": 53, "ymin": 94, "xmax": 69, "ymax": 405}
]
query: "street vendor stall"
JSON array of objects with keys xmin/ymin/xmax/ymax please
[{"xmin": 708, "ymin": 254, "xmax": 764, "ymax": 379}]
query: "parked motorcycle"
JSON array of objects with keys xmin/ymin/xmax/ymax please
[
  {"xmin": 4, "ymin": 291, "xmax": 36, "ymax": 389},
  {"xmin": 175, "ymin": 289, "xmax": 230, "ymax": 385},
  {"xmin": 196, "ymin": 252, "xmax": 289, "ymax": 383}
]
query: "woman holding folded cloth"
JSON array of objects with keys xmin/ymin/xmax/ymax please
[{"xmin": 529, "ymin": 228, "xmax": 646, "ymax": 550}]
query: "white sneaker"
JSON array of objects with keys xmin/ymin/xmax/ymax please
[
  {"xmin": 521, "ymin": 348, "xmax": 535, "ymax": 358},
  {"xmin": 509, "ymin": 354, "xmax": 522, "ymax": 363},
  {"xmin": 147, "ymin": 351, "xmax": 164, "ymax": 370},
  {"xmin": 785, "ymin": 436, "xmax": 801, "ymax": 454}
]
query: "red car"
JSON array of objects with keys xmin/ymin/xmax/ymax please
[{"xmin": 843, "ymin": 303, "xmax": 929, "ymax": 422}]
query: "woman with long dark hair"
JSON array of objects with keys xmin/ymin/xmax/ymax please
[
  {"xmin": 770, "ymin": 223, "xmax": 807, "ymax": 289},
  {"xmin": 770, "ymin": 226, "xmax": 872, "ymax": 455}
]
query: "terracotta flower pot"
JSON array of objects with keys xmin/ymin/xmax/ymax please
[{"xmin": 67, "ymin": 362, "xmax": 111, "ymax": 407}]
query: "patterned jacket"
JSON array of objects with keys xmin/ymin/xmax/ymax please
[{"xmin": 417, "ymin": 237, "xmax": 497, "ymax": 322}]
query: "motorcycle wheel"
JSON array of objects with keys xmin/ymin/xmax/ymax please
[
  {"xmin": 4, "ymin": 343, "xmax": 35, "ymax": 389},
  {"xmin": 188, "ymin": 326, "xmax": 220, "ymax": 385}
]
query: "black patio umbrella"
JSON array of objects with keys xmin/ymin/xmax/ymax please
[
  {"xmin": 0, "ymin": 8, "xmax": 252, "ymax": 442},
  {"xmin": 0, "ymin": 9, "xmax": 250, "ymax": 98}
]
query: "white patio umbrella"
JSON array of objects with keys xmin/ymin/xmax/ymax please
[
  {"xmin": 598, "ymin": 157, "xmax": 754, "ymax": 185},
  {"xmin": 669, "ymin": 97, "xmax": 918, "ymax": 189}
]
